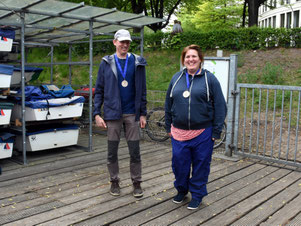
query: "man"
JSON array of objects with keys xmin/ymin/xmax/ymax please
[{"xmin": 93, "ymin": 29, "xmax": 147, "ymax": 198}]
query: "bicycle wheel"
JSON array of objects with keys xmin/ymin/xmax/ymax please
[
  {"xmin": 213, "ymin": 122, "xmax": 226, "ymax": 149},
  {"xmin": 145, "ymin": 107, "xmax": 170, "ymax": 142}
]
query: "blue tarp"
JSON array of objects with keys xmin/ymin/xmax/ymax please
[
  {"xmin": 13, "ymin": 66, "xmax": 43, "ymax": 73},
  {"xmin": 0, "ymin": 28, "xmax": 15, "ymax": 40},
  {"xmin": 24, "ymin": 96, "xmax": 85, "ymax": 109},
  {"xmin": 0, "ymin": 132, "xmax": 15, "ymax": 143},
  {"xmin": 0, "ymin": 64, "xmax": 14, "ymax": 75}
]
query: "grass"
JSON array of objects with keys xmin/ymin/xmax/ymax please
[{"xmin": 26, "ymin": 47, "xmax": 300, "ymax": 91}]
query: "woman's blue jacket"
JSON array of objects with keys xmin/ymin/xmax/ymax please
[{"xmin": 165, "ymin": 68, "xmax": 227, "ymax": 139}]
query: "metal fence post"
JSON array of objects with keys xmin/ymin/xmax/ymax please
[{"xmin": 225, "ymin": 54, "xmax": 238, "ymax": 157}]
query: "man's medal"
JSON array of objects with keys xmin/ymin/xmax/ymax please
[{"xmin": 115, "ymin": 54, "xmax": 129, "ymax": 88}]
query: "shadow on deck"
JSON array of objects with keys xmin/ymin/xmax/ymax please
[{"xmin": 0, "ymin": 130, "xmax": 301, "ymax": 225}]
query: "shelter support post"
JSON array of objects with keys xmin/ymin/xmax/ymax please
[
  {"xmin": 69, "ymin": 44, "xmax": 72, "ymax": 85},
  {"xmin": 140, "ymin": 27, "xmax": 144, "ymax": 57},
  {"xmin": 89, "ymin": 20, "xmax": 93, "ymax": 152},
  {"xmin": 225, "ymin": 54, "xmax": 238, "ymax": 157},
  {"xmin": 50, "ymin": 45, "xmax": 54, "ymax": 84},
  {"xmin": 21, "ymin": 12, "xmax": 27, "ymax": 165}
]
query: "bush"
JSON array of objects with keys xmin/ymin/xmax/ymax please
[{"xmin": 144, "ymin": 27, "xmax": 301, "ymax": 51}]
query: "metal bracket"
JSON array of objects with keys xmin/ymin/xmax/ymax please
[
  {"xmin": 228, "ymin": 144, "xmax": 236, "ymax": 149},
  {"xmin": 231, "ymin": 90, "xmax": 239, "ymax": 95}
]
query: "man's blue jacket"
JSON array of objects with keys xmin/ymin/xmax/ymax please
[{"xmin": 93, "ymin": 53, "xmax": 147, "ymax": 121}]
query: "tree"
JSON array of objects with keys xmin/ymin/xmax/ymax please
[
  {"xmin": 64, "ymin": 0, "xmax": 199, "ymax": 33},
  {"xmin": 178, "ymin": 0, "xmax": 244, "ymax": 31},
  {"xmin": 245, "ymin": 0, "xmax": 265, "ymax": 27}
]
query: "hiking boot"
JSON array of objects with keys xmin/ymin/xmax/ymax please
[
  {"xmin": 187, "ymin": 199, "xmax": 201, "ymax": 210},
  {"xmin": 110, "ymin": 181, "xmax": 120, "ymax": 196},
  {"xmin": 172, "ymin": 192, "xmax": 187, "ymax": 204},
  {"xmin": 133, "ymin": 182, "xmax": 143, "ymax": 198}
]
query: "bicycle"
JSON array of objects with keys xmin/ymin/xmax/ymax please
[{"xmin": 145, "ymin": 107, "xmax": 226, "ymax": 149}]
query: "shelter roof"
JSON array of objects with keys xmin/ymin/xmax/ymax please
[{"xmin": 0, "ymin": 0, "xmax": 164, "ymax": 43}]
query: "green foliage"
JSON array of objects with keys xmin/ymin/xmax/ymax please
[
  {"xmin": 144, "ymin": 27, "xmax": 301, "ymax": 51},
  {"xmin": 192, "ymin": 0, "xmax": 244, "ymax": 31},
  {"xmin": 261, "ymin": 63, "xmax": 284, "ymax": 85},
  {"xmin": 238, "ymin": 63, "xmax": 284, "ymax": 85}
]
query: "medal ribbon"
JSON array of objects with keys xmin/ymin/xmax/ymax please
[
  {"xmin": 114, "ymin": 54, "xmax": 128, "ymax": 81},
  {"xmin": 185, "ymin": 69, "xmax": 200, "ymax": 90}
]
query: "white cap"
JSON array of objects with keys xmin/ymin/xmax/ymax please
[{"xmin": 114, "ymin": 29, "xmax": 132, "ymax": 42}]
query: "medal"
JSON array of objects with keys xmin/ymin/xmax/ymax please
[
  {"xmin": 184, "ymin": 69, "xmax": 200, "ymax": 99},
  {"xmin": 114, "ymin": 54, "xmax": 129, "ymax": 88},
  {"xmin": 121, "ymin": 80, "xmax": 128, "ymax": 87},
  {"xmin": 183, "ymin": 90, "xmax": 190, "ymax": 98}
]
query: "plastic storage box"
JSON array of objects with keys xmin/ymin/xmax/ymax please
[
  {"xmin": 0, "ymin": 133, "xmax": 15, "ymax": 159},
  {"xmin": 14, "ymin": 124, "xmax": 79, "ymax": 152},
  {"xmin": 0, "ymin": 102, "xmax": 14, "ymax": 125},
  {"xmin": 0, "ymin": 64, "xmax": 14, "ymax": 88}
]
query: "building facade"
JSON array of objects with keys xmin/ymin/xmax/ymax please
[{"xmin": 258, "ymin": 0, "xmax": 301, "ymax": 28}]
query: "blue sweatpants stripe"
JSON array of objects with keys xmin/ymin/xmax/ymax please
[{"xmin": 171, "ymin": 127, "xmax": 214, "ymax": 201}]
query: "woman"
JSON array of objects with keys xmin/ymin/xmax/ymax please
[{"xmin": 165, "ymin": 44, "xmax": 227, "ymax": 210}]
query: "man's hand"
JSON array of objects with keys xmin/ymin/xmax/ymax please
[
  {"xmin": 95, "ymin": 115, "xmax": 107, "ymax": 129},
  {"xmin": 140, "ymin": 115, "xmax": 146, "ymax": 129}
]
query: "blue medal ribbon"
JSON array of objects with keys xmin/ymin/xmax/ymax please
[
  {"xmin": 114, "ymin": 54, "xmax": 129, "ymax": 81},
  {"xmin": 185, "ymin": 68, "xmax": 200, "ymax": 90}
]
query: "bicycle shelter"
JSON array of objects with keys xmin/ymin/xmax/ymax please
[{"xmin": 0, "ymin": 0, "xmax": 164, "ymax": 164}]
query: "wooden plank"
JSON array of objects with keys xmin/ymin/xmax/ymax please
[
  {"xmin": 81, "ymin": 161, "xmax": 264, "ymax": 225},
  {"xmin": 1, "ymin": 154, "xmax": 225, "ymax": 225},
  {"xmin": 190, "ymin": 170, "xmax": 301, "ymax": 226},
  {"xmin": 232, "ymin": 178, "xmax": 301, "ymax": 225},
  {"xmin": 146, "ymin": 167, "xmax": 291, "ymax": 225},
  {"xmin": 0, "ymin": 143, "xmax": 169, "ymax": 191},
  {"xmin": 285, "ymin": 210, "xmax": 301, "ymax": 226},
  {"xmin": 0, "ymin": 148, "xmax": 172, "ymax": 212},
  {"xmin": 114, "ymin": 164, "xmax": 275, "ymax": 226},
  {"xmin": 3, "ymin": 169, "xmax": 175, "ymax": 226},
  {"xmin": 259, "ymin": 193, "xmax": 301, "ymax": 226}
]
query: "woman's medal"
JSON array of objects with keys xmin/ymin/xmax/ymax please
[
  {"xmin": 114, "ymin": 54, "xmax": 129, "ymax": 88},
  {"xmin": 183, "ymin": 69, "xmax": 200, "ymax": 98},
  {"xmin": 121, "ymin": 80, "xmax": 128, "ymax": 87},
  {"xmin": 183, "ymin": 90, "xmax": 190, "ymax": 98}
]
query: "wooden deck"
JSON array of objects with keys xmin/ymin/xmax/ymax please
[{"xmin": 1, "ymin": 130, "xmax": 301, "ymax": 226}]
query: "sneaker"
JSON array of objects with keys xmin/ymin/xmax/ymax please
[
  {"xmin": 133, "ymin": 182, "xmax": 143, "ymax": 198},
  {"xmin": 172, "ymin": 192, "xmax": 187, "ymax": 204},
  {"xmin": 110, "ymin": 181, "xmax": 120, "ymax": 196},
  {"xmin": 187, "ymin": 199, "xmax": 201, "ymax": 210}
]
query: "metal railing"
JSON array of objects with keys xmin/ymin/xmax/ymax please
[{"xmin": 233, "ymin": 84, "xmax": 301, "ymax": 167}]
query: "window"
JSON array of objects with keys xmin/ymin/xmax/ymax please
[
  {"xmin": 287, "ymin": 12, "xmax": 292, "ymax": 28},
  {"xmin": 273, "ymin": 16, "xmax": 276, "ymax": 28},
  {"xmin": 280, "ymin": 13, "xmax": 285, "ymax": 27},
  {"xmin": 294, "ymin": 11, "xmax": 300, "ymax": 28},
  {"xmin": 268, "ymin": 17, "xmax": 272, "ymax": 27}
]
